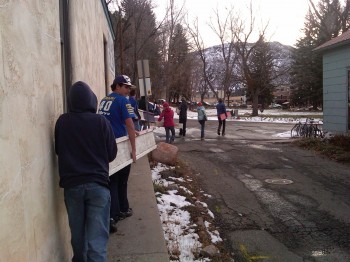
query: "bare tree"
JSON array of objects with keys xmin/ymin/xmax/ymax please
[
  {"xmin": 189, "ymin": 54, "xmax": 208, "ymax": 103},
  {"xmin": 158, "ymin": 0, "xmax": 187, "ymax": 103},
  {"xmin": 188, "ymin": 6, "xmax": 240, "ymax": 106}
]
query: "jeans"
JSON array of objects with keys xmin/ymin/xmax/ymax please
[
  {"xmin": 110, "ymin": 164, "xmax": 131, "ymax": 220},
  {"xmin": 165, "ymin": 126, "xmax": 175, "ymax": 143},
  {"xmin": 198, "ymin": 120, "xmax": 205, "ymax": 138},
  {"xmin": 217, "ymin": 117, "xmax": 226, "ymax": 135},
  {"xmin": 133, "ymin": 119, "xmax": 140, "ymax": 131},
  {"xmin": 64, "ymin": 183, "xmax": 110, "ymax": 262}
]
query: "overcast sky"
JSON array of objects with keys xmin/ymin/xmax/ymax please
[{"xmin": 153, "ymin": 0, "xmax": 310, "ymax": 47}]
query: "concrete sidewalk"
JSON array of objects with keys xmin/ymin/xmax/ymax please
[{"xmin": 107, "ymin": 155, "xmax": 169, "ymax": 262}]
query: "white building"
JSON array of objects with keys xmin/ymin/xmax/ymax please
[{"xmin": 0, "ymin": 1, "xmax": 115, "ymax": 260}]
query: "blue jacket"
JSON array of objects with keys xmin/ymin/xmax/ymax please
[
  {"xmin": 55, "ymin": 81, "xmax": 117, "ymax": 188},
  {"xmin": 99, "ymin": 93, "xmax": 135, "ymax": 138},
  {"xmin": 129, "ymin": 96, "xmax": 141, "ymax": 120},
  {"xmin": 216, "ymin": 102, "xmax": 226, "ymax": 116},
  {"xmin": 197, "ymin": 106, "xmax": 207, "ymax": 121}
]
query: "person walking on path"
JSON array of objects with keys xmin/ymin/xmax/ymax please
[
  {"xmin": 99, "ymin": 75, "xmax": 137, "ymax": 233},
  {"xmin": 216, "ymin": 98, "xmax": 227, "ymax": 136},
  {"xmin": 178, "ymin": 98, "xmax": 188, "ymax": 137},
  {"xmin": 197, "ymin": 102, "xmax": 207, "ymax": 140},
  {"xmin": 158, "ymin": 102, "xmax": 175, "ymax": 143},
  {"xmin": 55, "ymin": 81, "xmax": 117, "ymax": 262}
]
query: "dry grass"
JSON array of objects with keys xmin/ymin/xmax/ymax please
[{"xmin": 294, "ymin": 134, "xmax": 350, "ymax": 163}]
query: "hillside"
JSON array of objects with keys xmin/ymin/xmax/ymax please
[{"xmin": 197, "ymin": 41, "xmax": 294, "ymax": 89}]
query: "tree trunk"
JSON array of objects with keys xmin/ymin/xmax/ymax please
[{"xmin": 252, "ymin": 92, "xmax": 259, "ymax": 116}]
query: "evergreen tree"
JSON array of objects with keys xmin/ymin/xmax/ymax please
[
  {"xmin": 290, "ymin": 21, "xmax": 323, "ymax": 108},
  {"xmin": 290, "ymin": 0, "xmax": 349, "ymax": 109},
  {"xmin": 110, "ymin": 0, "xmax": 162, "ymax": 97},
  {"xmin": 246, "ymin": 37, "xmax": 275, "ymax": 114},
  {"xmin": 167, "ymin": 23, "xmax": 191, "ymax": 102}
]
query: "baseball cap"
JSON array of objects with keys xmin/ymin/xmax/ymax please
[{"xmin": 111, "ymin": 75, "xmax": 134, "ymax": 87}]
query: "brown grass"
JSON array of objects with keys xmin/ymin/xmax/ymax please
[{"xmin": 294, "ymin": 134, "xmax": 350, "ymax": 163}]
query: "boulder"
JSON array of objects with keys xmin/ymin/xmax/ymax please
[
  {"xmin": 151, "ymin": 142, "xmax": 178, "ymax": 166},
  {"xmin": 200, "ymin": 245, "xmax": 219, "ymax": 257}
]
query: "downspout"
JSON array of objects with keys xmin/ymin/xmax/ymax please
[{"xmin": 59, "ymin": 0, "xmax": 72, "ymax": 112}]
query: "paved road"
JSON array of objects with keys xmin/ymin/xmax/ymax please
[{"xmin": 156, "ymin": 119, "xmax": 350, "ymax": 262}]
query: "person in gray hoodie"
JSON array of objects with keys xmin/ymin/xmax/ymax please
[
  {"xmin": 55, "ymin": 81, "xmax": 117, "ymax": 262},
  {"xmin": 197, "ymin": 102, "xmax": 207, "ymax": 140}
]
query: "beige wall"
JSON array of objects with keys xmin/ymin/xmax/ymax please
[
  {"xmin": 70, "ymin": 1, "xmax": 115, "ymax": 99},
  {"xmin": 0, "ymin": 1, "xmax": 114, "ymax": 261}
]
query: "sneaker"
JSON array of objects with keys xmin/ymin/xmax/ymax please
[
  {"xmin": 109, "ymin": 218, "xmax": 118, "ymax": 233},
  {"xmin": 120, "ymin": 208, "xmax": 133, "ymax": 219},
  {"xmin": 217, "ymin": 131, "xmax": 220, "ymax": 135}
]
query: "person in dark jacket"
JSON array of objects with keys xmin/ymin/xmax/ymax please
[
  {"xmin": 138, "ymin": 96, "xmax": 147, "ymax": 111},
  {"xmin": 216, "ymin": 98, "xmax": 227, "ymax": 136},
  {"xmin": 158, "ymin": 102, "xmax": 175, "ymax": 143},
  {"xmin": 55, "ymin": 81, "xmax": 117, "ymax": 262},
  {"xmin": 178, "ymin": 98, "xmax": 188, "ymax": 136}
]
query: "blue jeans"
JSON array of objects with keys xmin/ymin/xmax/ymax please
[
  {"xmin": 133, "ymin": 119, "xmax": 140, "ymax": 131},
  {"xmin": 64, "ymin": 183, "xmax": 110, "ymax": 262},
  {"xmin": 165, "ymin": 126, "xmax": 175, "ymax": 143},
  {"xmin": 198, "ymin": 120, "xmax": 205, "ymax": 138}
]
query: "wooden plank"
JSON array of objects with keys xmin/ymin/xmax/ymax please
[{"xmin": 109, "ymin": 129, "xmax": 157, "ymax": 175}]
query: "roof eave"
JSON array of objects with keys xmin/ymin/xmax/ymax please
[{"xmin": 314, "ymin": 39, "xmax": 350, "ymax": 53}]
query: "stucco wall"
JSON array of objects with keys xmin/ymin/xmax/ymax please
[
  {"xmin": 0, "ymin": 1, "xmax": 114, "ymax": 261},
  {"xmin": 0, "ymin": 1, "xmax": 70, "ymax": 261},
  {"xmin": 70, "ymin": 1, "xmax": 115, "ymax": 99},
  {"xmin": 323, "ymin": 45, "xmax": 350, "ymax": 133}
]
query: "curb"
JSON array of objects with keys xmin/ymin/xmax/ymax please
[{"xmin": 107, "ymin": 155, "xmax": 169, "ymax": 261}]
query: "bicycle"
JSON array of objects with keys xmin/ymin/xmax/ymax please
[{"xmin": 291, "ymin": 118, "xmax": 323, "ymax": 138}]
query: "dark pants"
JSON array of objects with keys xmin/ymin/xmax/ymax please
[
  {"xmin": 217, "ymin": 117, "xmax": 226, "ymax": 135},
  {"xmin": 165, "ymin": 126, "xmax": 175, "ymax": 143},
  {"xmin": 110, "ymin": 164, "xmax": 131, "ymax": 220},
  {"xmin": 198, "ymin": 120, "xmax": 205, "ymax": 138},
  {"xmin": 179, "ymin": 120, "xmax": 187, "ymax": 136},
  {"xmin": 64, "ymin": 183, "xmax": 110, "ymax": 262}
]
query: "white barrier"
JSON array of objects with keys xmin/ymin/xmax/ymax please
[{"xmin": 109, "ymin": 129, "xmax": 157, "ymax": 175}]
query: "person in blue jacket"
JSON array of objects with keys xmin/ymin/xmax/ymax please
[
  {"xmin": 129, "ymin": 89, "xmax": 141, "ymax": 131},
  {"xmin": 55, "ymin": 81, "xmax": 117, "ymax": 262},
  {"xmin": 99, "ymin": 75, "xmax": 136, "ymax": 233},
  {"xmin": 216, "ymin": 98, "xmax": 227, "ymax": 136}
]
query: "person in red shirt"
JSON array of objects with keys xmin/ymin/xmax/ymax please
[{"xmin": 158, "ymin": 102, "xmax": 175, "ymax": 143}]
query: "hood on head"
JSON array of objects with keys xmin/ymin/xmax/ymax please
[{"xmin": 68, "ymin": 81, "xmax": 97, "ymax": 113}]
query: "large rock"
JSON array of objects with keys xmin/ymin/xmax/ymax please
[
  {"xmin": 151, "ymin": 142, "xmax": 178, "ymax": 166},
  {"xmin": 200, "ymin": 245, "xmax": 219, "ymax": 257}
]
